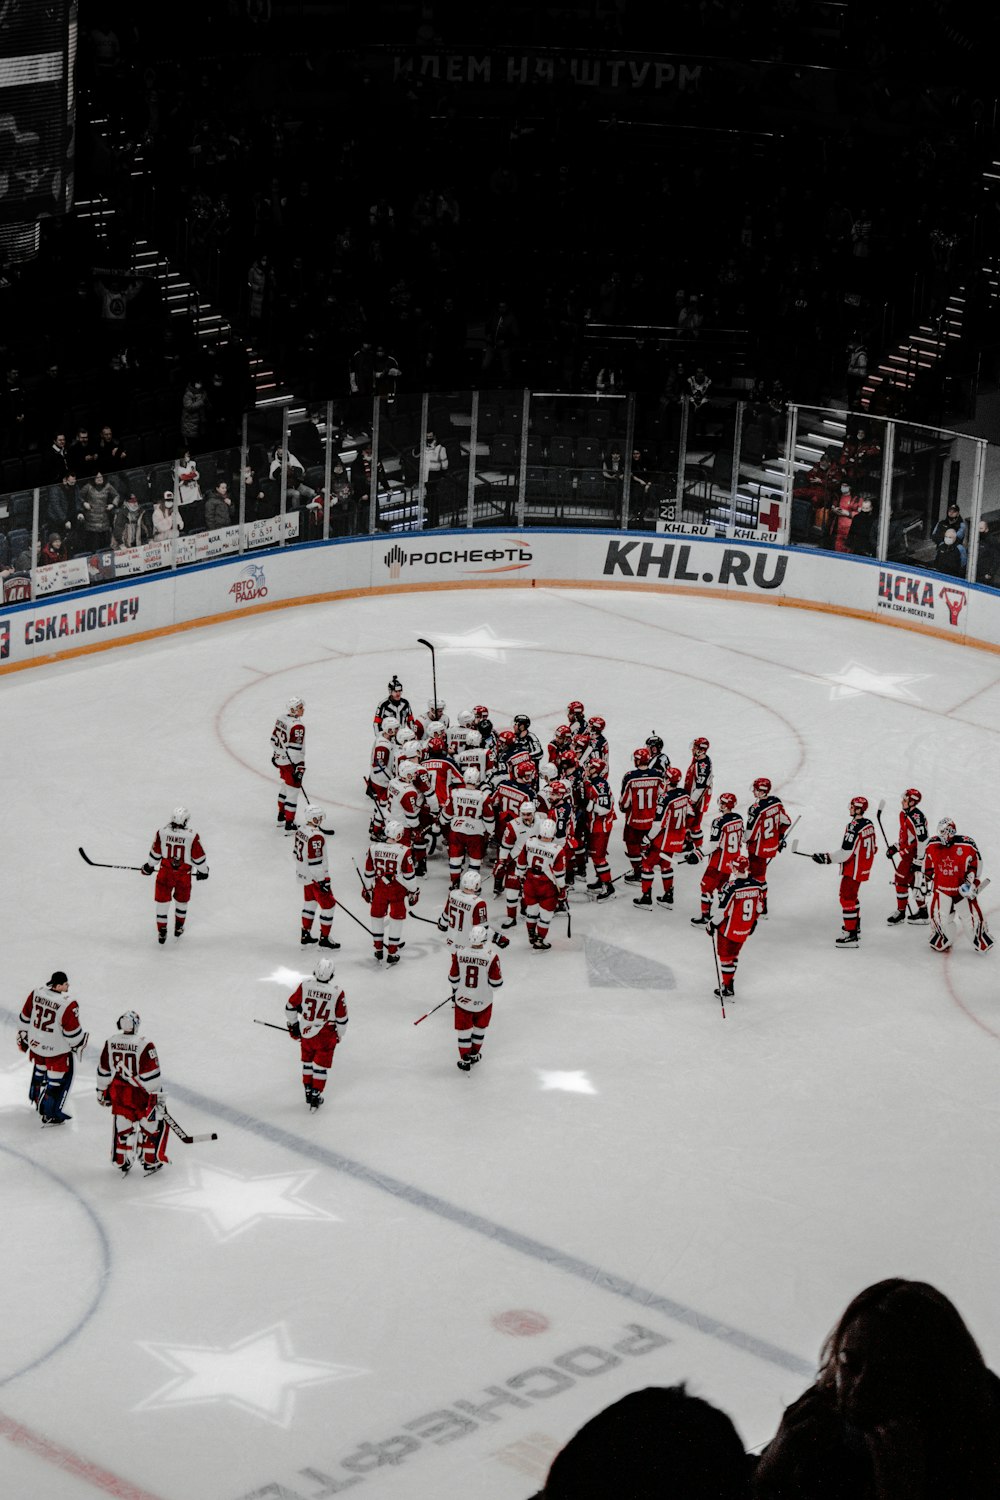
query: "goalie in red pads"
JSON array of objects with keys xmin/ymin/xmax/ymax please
[
  {"xmin": 96, "ymin": 1011, "xmax": 170, "ymax": 1175},
  {"xmin": 923, "ymin": 819, "xmax": 993, "ymax": 953}
]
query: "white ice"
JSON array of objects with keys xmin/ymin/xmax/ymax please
[{"xmin": 2, "ymin": 585, "xmax": 999, "ymax": 1500}]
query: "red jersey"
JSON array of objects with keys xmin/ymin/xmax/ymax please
[
  {"xmin": 652, "ymin": 787, "xmax": 693, "ymax": 854},
  {"xmin": 619, "ymin": 768, "xmax": 665, "ymax": 828},
  {"xmin": 492, "ymin": 778, "xmax": 534, "ymax": 832},
  {"xmin": 923, "ymin": 835, "xmax": 981, "ymax": 897},
  {"xmin": 506, "ymin": 746, "xmax": 538, "ymax": 783},
  {"xmin": 832, "ymin": 817, "xmax": 877, "ymax": 882},
  {"xmin": 421, "ymin": 752, "xmax": 463, "ymax": 809},
  {"xmin": 707, "ymin": 810, "xmax": 744, "ymax": 872},
  {"xmin": 364, "ymin": 840, "xmax": 416, "ymax": 897},
  {"xmin": 584, "ymin": 775, "xmax": 617, "ymax": 835},
  {"xmin": 714, "ymin": 875, "xmax": 766, "ymax": 941},
  {"xmin": 745, "ymin": 796, "xmax": 791, "ymax": 860},
  {"xmin": 898, "ymin": 806, "xmax": 929, "ymax": 859}
]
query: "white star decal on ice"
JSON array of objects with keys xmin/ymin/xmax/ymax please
[
  {"xmin": 258, "ymin": 966, "xmax": 309, "ymax": 987},
  {"xmin": 798, "ymin": 661, "xmax": 931, "ymax": 702},
  {"xmin": 146, "ymin": 1165, "xmax": 340, "ymax": 1241},
  {"xmin": 136, "ymin": 1323, "xmax": 363, "ymax": 1425},
  {"xmin": 536, "ymin": 1069, "xmax": 598, "ymax": 1095},
  {"xmin": 433, "ymin": 624, "xmax": 534, "ymax": 662}
]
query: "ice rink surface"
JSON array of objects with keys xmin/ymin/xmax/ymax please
[{"xmin": 2, "ymin": 584, "xmax": 1000, "ymax": 1500}]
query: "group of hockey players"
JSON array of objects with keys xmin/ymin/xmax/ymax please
[{"xmin": 18, "ymin": 670, "xmax": 991, "ymax": 1144}]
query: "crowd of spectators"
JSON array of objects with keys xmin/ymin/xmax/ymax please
[{"xmin": 528, "ymin": 1279, "xmax": 1000, "ymax": 1499}]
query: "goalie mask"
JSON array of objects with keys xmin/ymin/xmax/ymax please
[{"xmin": 117, "ymin": 1010, "xmax": 141, "ymax": 1034}]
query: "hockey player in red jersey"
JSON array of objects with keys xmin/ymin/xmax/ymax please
[
  {"xmin": 566, "ymin": 700, "xmax": 587, "ymax": 734},
  {"xmin": 450, "ymin": 925, "xmax": 503, "ymax": 1071},
  {"xmin": 373, "ymin": 675, "xmax": 413, "ymax": 730},
  {"xmin": 691, "ymin": 792, "xmax": 744, "ymax": 925},
  {"xmin": 744, "ymin": 777, "xmax": 792, "ymax": 912},
  {"xmin": 583, "ymin": 758, "xmax": 617, "ymax": 899},
  {"xmin": 884, "ymin": 787, "xmax": 930, "ymax": 925},
  {"xmin": 810, "ymin": 796, "xmax": 878, "ymax": 946},
  {"xmin": 683, "ymin": 737, "xmax": 714, "ymax": 854},
  {"xmin": 362, "ymin": 820, "xmax": 419, "ymax": 964},
  {"xmin": 441, "ymin": 766, "xmax": 495, "ymax": 887},
  {"xmin": 619, "ymin": 747, "xmax": 666, "ymax": 882},
  {"xmin": 547, "ymin": 724, "xmax": 573, "ymax": 768},
  {"xmin": 517, "ymin": 817, "xmax": 568, "ymax": 950},
  {"xmin": 293, "ymin": 805, "xmax": 339, "ymax": 950},
  {"xmin": 496, "ymin": 800, "xmax": 537, "ymax": 926},
  {"xmin": 923, "ymin": 819, "xmax": 993, "ymax": 953},
  {"xmin": 142, "ymin": 806, "xmax": 209, "ymax": 944},
  {"xmin": 490, "ymin": 762, "xmax": 537, "ymax": 849},
  {"xmin": 285, "ymin": 957, "xmax": 348, "ymax": 1110},
  {"xmin": 18, "ymin": 970, "xmax": 86, "ymax": 1125},
  {"xmin": 710, "ymin": 853, "xmax": 767, "ymax": 999},
  {"xmin": 438, "ymin": 868, "xmax": 490, "ymax": 946},
  {"xmin": 96, "ymin": 1010, "xmax": 169, "ymax": 1173},
  {"xmin": 271, "ymin": 694, "xmax": 306, "ymax": 831},
  {"xmin": 633, "ymin": 767, "xmax": 693, "ymax": 911},
  {"xmin": 422, "ymin": 731, "xmax": 463, "ymax": 816}
]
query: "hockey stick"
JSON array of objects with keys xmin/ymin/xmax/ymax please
[
  {"xmin": 335, "ymin": 897, "xmax": 375, "ymax": 938},
  {"xmin": 161, "ymin": 1106, "xmax": 218, "ymax": 1144},
  {"xmin": 413, "ymin": 994, "xmax": 454, "ymax": 1027},
  {"xmin": 353, "ymin": 855, "xmax": 434, "ymax": 926},
  {"xmin": 79, "ymin": 847, "xmax": 144, "ymax": 873},
  {"xmin": 417, "ymin": 637, "xmax": 439, "ymax": 714},
  {"xmin": 790, "ymin": 841, "xmax": 819, "ymax": 859},
  {"xmin": 254, "ymin": 1019, "xmax": 287, "ymax": 1033},
  {"xmin": 297, "ymin": 788, "xmax": 335, "ymax": 835},
  {"xmin": 707, "ymin": 927, "xmax": 726, "ymax": 1020}
]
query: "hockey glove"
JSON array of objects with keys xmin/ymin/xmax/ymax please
[
  {"xmin": 317, "ymin": 878, "xmax": 331, "ymax": 894},
  {"xmin": 72, "ymin": 1031, "xmax": 89, "ymax": 1056},
  {"xmin": 436, "ymin": 915, "xmax": 448, "ymax": 931},
  {"xmin": 97, "ymin": 1089, "xmax": 111, "ymax": 1107},
  {"xmin": 684, "ymin": 852, "xmax": 700, "ymax": 866},
  {"xmin": 885, "ymin": 844, "xmax": 898, "ymax": 860},
  {"xmin": 291, "ymin": 763, "xmax": 305, "ymax": 787},
  {"xmin": 288, "ymin": 1022, "xmax": 301, "ymax": 1041},
  {"xmin": 16, "ymin": 1029, "xmax": 28, "ymax": 1054},
  {"xmin": 141, "ymin": 862, "xmax": 154, "ymax": 876},
  {"xmin": 408, "ymin": 889, "xmax": 420, "ymax": 906},
  {"xmin": 493, "ymin": 933, "xmax": 511, "ymax": 949},
  {"xmin": 195, "ymin": 869, "xmax": 210, "ymax": 881},
  {"xmin": 960, "ymin": 880, "xmax": 978, "ymax": 898},
  {"xmin": 812, "ymin": 853, "xmax": 831, "ymax": 864},
  {"xmin": 778, "ymin": 839, "xmax": 786, "ymax": 852},
  {"xmin": 362, "ymin": 888, "xmax": 373, "ymax": 904}
]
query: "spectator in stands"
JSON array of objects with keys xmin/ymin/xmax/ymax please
[
  {"xmin": 68, "ymin": 426, "xmax": 100, "ymax": 477},
  {"xmin": 830, "ymin": 481, "xmax": 862, "ymax": 553},
  {"xmin": 96, "ymin": 424, "xmax": 128, "ymax": 471},
  {"xmin": 44, "ymin": 472, "xmax": 83, "ymax": 540},
  {"xmin": 269, "ymin": 445, "xmax": 304, "ymax": 481},
  {"xmin": 373, "ymin": 345, "xmax": 402, "ymax": 403},
  {"xmin": 846, "ymin": 333, "xmax": 869, "ymax": 407},
  {"xmin": 329, "ymin": 459, "xmax": 355, "ymax": 536},
  {"xmin": 180, "ymin": 379, "xmax": 209, "ymax": 448},
  {"xmin": 482, "ymin": 300, "xmax": 520, "ymax": 384},
  {"xmin": 934, "ymin": 527, "xmax": 967, "ymax": 578},
  {"xmin": 79, "ymin": 471, "xmax": 121, "ymax": 549},
  {"xmin": 152, "ymin": 492, "xmax": 182, "ymax": 539},
  {"xmin": 44, "ymin": 432, "xmax": 70, "ymax": 484},
  {"xmin": 113, "ymin": 494, "xmax": 153, "ymax": 550},
  {"xmin": 532, "ymin": 1383, "xmax": 750, "ymax": 1499},
  {"xmin": 204, "ymin": 480, "xmax": 236, "ymax": 532},
  {"xmin": 39, "ymin": 533, "xmax": 65, "ymax": 567},
  {"xmin": 603, "ymin": 444, "xmax": 625, "ymax": 482},
  {"xmin": 975, "ymin": 519, "xmax": 1000, "ymax": 586},
  {"xmin": 754, "ymin": 1279, "xmax": 1000, "ymax": 1500},
  {"xmin": 847, "ymin": 495, "xmax": 877, "ymax": 556},
  {"xmin": 352, "ymin": 441, "xmax": 387, "ymax": 502},
  {"xmin": 412, "ymin": 428, "xmax": 449, "ymax": 528},
  {"xmin": 349, "ymin": 341, "xmax": 376, "ymax": 397},
  {"xmin": 931, "ymin": 500, "xmax": 967, "ymax": 550},
  {"xmin": 176, "ymin": 450, "xmax": 204, "ymax": 532}
]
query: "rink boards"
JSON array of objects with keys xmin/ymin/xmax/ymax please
[{"xmin": 1, "ymin": 528, "xmax": 996, "ymax": 671}]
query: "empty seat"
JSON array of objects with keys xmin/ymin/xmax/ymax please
[
  {"xmin": 549, "ymin": 436, "xmax": 575, "ymax": 465},
  {"xmin": 490, "ymin": 434, "xmax": 517, "ymax": 466}
]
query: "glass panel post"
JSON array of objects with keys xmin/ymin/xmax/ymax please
[
  {"xmin": 238, "ymin": 412, "xmax": 247, "ymax": 554},
  {"xmin": 966, "ymin": 438, "xmax": 987, "ymax": 583},
  {"xmin": 675, "ymin": 397, "xmax": 689, "ymax": 516},
  {"xmin": 368, "ymin": 396, "xmax": 380, "ymax": 536},
  {"xmin": 278, "ymin": 405, "xmax": 289, "ymax": 548},
  {"xmin": 466, "ymin": 390, "xmax": 479, "ymax": 529},
  {"xmin": 729, "ymin": 400, "xmax": 744, "ymax": 532},
  {"xmin": 416, "ymin": 390, "xmax": 430, "ymax": 530},
  {"xmin": 30, "ymin": 484, "xmax": 40, "ymax": 600},
  {"xmin": 780, "ymin": 404, "xmax": 797, "ymax": 547},
  {"xmin": 515, "ymin": 388, "xmax": 530, "ymax": 529},
  {"xmin": 322, "ymin": 399, "xmax": 333, "ymax": 542},
  {"xmin": 621, "ymin": 393, "xmax": 636, "ymax": 530},
  {"xmin": 875, "ymin": 420, "xmax": 895, "ymax": 561}
]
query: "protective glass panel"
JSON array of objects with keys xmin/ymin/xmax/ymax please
[
  {"xmin": 885, "ymin": 423, "xmax": 976, "ymax": 584},
  {"xmin": 524, "ymin": 393, "xmax": 628, "ymax": 530},
  {"xmin": 472, "ymin": 387, "xmax": 523, "ymax": 528}
]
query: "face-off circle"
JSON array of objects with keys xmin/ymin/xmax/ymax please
[{"xmin": 492, "ymin": 1309, "xmax": 551, "ymax": 1337}]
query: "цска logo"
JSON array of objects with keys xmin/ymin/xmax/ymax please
[{"xmin": 229, "ymin": 562, "xmax": 269, "ymax": 603}]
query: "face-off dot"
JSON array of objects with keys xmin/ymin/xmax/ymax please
[{"xmin": 492, "ymin": 1309, "xmax": 551, "ymax": 1336}]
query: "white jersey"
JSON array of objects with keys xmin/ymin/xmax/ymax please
[
  {"xmin": 369, "ymin": 733, "xmax": 396, "ymax": 789},
  {"xmin": 149, "ymin": 824, "xmax": 206, "ymax": 872},
  {"xmin": 286, "ymin": 979, "xmax": 347, "ymax": 1039},
  {"xmin": 447, "ymin": 785, "xmax": 493, "ymax": 837},
  {"xmin": 21, "ymin": 984, "xmax": 83, "ymax": 1058},
  {"xmin": 271, "ymin": 712, "xmax": 305, "ymax": 767},
  {"xmin": 449, "ymin": 941, "xmax": 503, "ymax": 1012},
  {"xmin": 387, "ymin": 773, "xmax": 421, "ymax": 831},
  {"xmin": 440, "ymin": 888, "xmax": 488, "ymax": 946},
  {"xmin": 501, "ymin": 815, "xmax": 536, "ymax": 864},
  {"xmin": 293, "ymin": 827, "xmax": 329, "ymax": 884},
  {"xmin": 96, "ymin": 1032, "xmax": 161, "ymax": 1090},
  {"xmin": 519, "ymin": 833, "xmax": 565, "ymax": 884},
  {"xmin": 446, "ymin": 726, "xmax": 474, "ymax": 755},
  {"xmin": 457, "ymin": 746, "xmax": 490, "ymax": 780}
]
